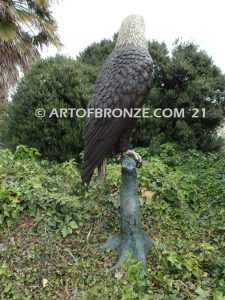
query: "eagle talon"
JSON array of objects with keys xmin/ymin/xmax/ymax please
[{"xmin": 117, "ymin": 150, "xmax": 142, "ymax": 168}]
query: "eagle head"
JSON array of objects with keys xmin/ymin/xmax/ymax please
[{"xmin": 115, "ymin": 15, "xmax": 148, "ymax": 50}]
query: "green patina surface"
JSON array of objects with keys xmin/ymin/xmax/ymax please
[{"xmin": 102, "ymin": 155, "xmax": 154, "ymax": 270}]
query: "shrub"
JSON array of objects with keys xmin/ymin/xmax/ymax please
[{"xmin": 1, "ymin": 55, "xmax": 98, "ymax": 161}]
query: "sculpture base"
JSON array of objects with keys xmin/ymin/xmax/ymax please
[
  {"xmin": 101, "ymin": 155, "xmax": 154, "ymax": 271},
  {"xmin": 101, "ymin": 228, "xmax": 153, "ymax": 271}
]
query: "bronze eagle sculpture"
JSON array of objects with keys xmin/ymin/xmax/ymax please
[{"xmin": 82, "ymin": 15, "xmax": 153, "ymax": 185}]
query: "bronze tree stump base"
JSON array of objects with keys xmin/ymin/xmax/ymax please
[{"xmin": 101, "ymin": 155, "xmax": 154, "ymax": 271}]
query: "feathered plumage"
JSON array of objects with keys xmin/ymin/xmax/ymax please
[{"xmin": 82, "ymin": 15, "xmax": 153, "ymax": 185}]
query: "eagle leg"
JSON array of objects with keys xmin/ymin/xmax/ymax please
[
  {"xmin": 116, "ymin": 123, "xmax": 143, "ymax": 167},
  {"xmin": 98, "ymin": 158, "xmax": 106, "ymax": 186}
]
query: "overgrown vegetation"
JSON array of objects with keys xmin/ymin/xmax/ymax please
[{"xmin": 0, "ymin": 145, "xmax": 224, "ymax": 299}]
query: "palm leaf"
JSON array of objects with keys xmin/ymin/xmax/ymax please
[
  {"xmin": 16, "ymin": 9, "xmax": 35, "ymax": 23},
  {"xmin": 0, "ymin": 0, "xmax": 61, "ymax": 101},
  {"xmin": 0, "ymin": 22, "xmax": 18, "ymax": 41}
]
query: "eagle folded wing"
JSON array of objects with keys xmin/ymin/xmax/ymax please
[{"xmin": 81, "ymin": 45, "xmax": 153, "ymax": 185}]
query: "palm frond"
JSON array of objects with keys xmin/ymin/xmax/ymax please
[
  {"xmin": 0, "ymin": 21, "xmax": 18, "ymax": 41},
  {"xmin": 0, "ymin": 0, "xmax": 61, "ymax": 100}
]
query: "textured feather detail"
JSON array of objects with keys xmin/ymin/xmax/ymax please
[{"xmin": 81, "ymin": 45, "xmax": 153, "ymax": 185}]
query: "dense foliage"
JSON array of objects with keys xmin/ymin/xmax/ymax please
[
  {"xmin": 0, "ymin": 145, "xmax": 224, "ymax": 299},
  {"xmin": 77, "ymin": 36, "xmax": 116, "ymax": 68},
  {"xmin": 143, "ymin": 41, "xmax": 225, "ymax": 152},
  {"xmin": 0, "ymin": 55, "xmax": 97, "ymax": 161}
]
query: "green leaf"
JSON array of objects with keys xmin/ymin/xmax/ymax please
[
  {"xmin": 69, "ymin": 221, "xmax": 78, "ymax": 229},
  {"xmin": 61, "ymin": 225, "xmax": 69, "ymax": 238},
  {"xmin": 16, "ymin": 9, "xmax": 34, "ymax": 23},
  {"xmin": 195, "ymin": 287, "xmax": 210, "ymax": 299},
  {"xmin": 0, "ymin": 22, "xmax": 18, "ymax": 41}
]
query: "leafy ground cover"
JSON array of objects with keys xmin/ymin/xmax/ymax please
[{"xmin": 0, "ymin": 145, "xmax": 224, "ymax": 299}]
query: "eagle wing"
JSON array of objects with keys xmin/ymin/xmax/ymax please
[{"xmin": 82, "ymin": 45, "xmax": 153, "ymax": 185}]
